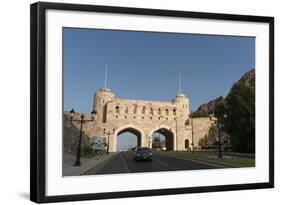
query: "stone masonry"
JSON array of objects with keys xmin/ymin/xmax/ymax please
[{"xmin": 66, "ymin": 87, "xmax": 215, "ymax": 152}]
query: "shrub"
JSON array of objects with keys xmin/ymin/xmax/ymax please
[{"xmin": 82, "ymin": 144, "xmax": 94, "ymax": 157}]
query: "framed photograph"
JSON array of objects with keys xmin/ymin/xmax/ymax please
[{"xmin": 30, "ymin": 2, "xmax": 274, "ymax": 203}]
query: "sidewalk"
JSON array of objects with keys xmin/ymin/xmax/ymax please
[{"xmin": 63, "ymin": 153, "xmax": 117, "ymax": 176}]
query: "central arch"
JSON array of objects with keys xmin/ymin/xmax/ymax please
[{"xmin": 149, "ymin": 126, "xmax": 175, "ymax": 150}]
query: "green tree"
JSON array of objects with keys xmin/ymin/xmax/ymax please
[
  {"xmin": 207, "ymin": 124, "xmax": 218, "ymax": 146},
  {"xmin": 152, "ymin": 136, "xmax": 160, "ymax": 149},
  {"xmin": 214, "ymin": 98, "xmax": 227, "ymax": 121},
  {"xmin": 82, "ymin": 144, "xmax": 94, "ymax": 157},
  {"xmin": 199, "ymin": 135, "xmax": 208, "ymax": 148},
  {"xmin": 224, "ymin": 82, "xmax": 255, "ymax": 153},
  {"xmin": 191, "ymin": 110, "xmax": 209, "ymax": 118},
  {"xmin": 152, "ymin": 136, "xmax": 165, "ymax": 149}
]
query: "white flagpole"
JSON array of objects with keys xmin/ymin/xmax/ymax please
[
  {"xmin": 179, "ymin": 74, "xmax": 182, "ymax": 95},
  {"xmin": 104, "ymin": 65, "xmax": 108, "ymax": 88}
]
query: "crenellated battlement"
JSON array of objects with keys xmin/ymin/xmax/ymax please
[{"xmin": 67, "ymin": 87, "xmax": 214, "ymax": 152}]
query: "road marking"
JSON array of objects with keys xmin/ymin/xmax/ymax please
[
  {"xmin": 153, "ymin": 152, "xmax": 226, "ymax": 168},
  {"xmin": 152, "ymin": 159, "xmax": 179, "ymax": 170},
  {"xmin": 120, "ymin": 153, "xmax": 130, "ymax": 173},
  {"xmin": 153, "ymin": 159, "xmax": 170, "ymax": 167}
]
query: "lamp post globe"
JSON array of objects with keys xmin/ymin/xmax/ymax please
[{"xmin": 70, "ymin": 108, "xmax": 75, "ymax": 120}]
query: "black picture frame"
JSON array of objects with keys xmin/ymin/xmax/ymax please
[{"xmin": 30, "ymin": 1, "xmax": 274, "ymax": 203}]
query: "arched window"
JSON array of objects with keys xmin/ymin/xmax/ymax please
[
  {"xmin": 134, "ymin": 104, "xmax": 137, "ymax": 114},
  {"xmin": 150, "ymin": 108, "xmax": 154, "ymax": 115},
  {"xmin": 125, "ymin": 106, "xmax": 128, "ymax": 114},
  {"xmin": 115, "ymin": 106, "xmax": 120, "ymax": 114},
  {"xmin": 165, "ymin": 108, "xmax": 169, "ymax": 115},
  {"xmin": 142, "ymin": 106, "xmax": 145, "ymax": 114},
  {"xmin": 158, "ymin": 108, "xmax": 161, "ymax": 115},
  {"xmin": 173, "ymin": 108, "xmax": 176, "ymax": 116}
]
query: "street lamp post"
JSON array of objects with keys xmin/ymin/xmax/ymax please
[
  {"xmin": 147, "ymin": 135, "xmax": 152, "ymax": 149},
  {"xmin": 217, "ymin": 120, "xmax": 223, "ymax": 159},
  {"xmin": 104, "ymin": 129, "xmax": 115, "ymax": 154},
  {"xmin": 69, "ymin": 108, "xmax": 96, "ymax": 166}
]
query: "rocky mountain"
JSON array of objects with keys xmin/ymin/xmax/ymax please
[
  {"xmin": 193, "ymin": 96, "xmax": 224, "ymax": 117},
  {"xmin": 238, "ymin": 68, "xmax": 255, "ymax": 86},
  {"xmin": 193, "ymin": 68, "xmax": 255, "ymax": 117}
]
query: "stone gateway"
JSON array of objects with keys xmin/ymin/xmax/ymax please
[{"xmin": 68, "ymin": 87, "xmax": 215, "ymax": 152}]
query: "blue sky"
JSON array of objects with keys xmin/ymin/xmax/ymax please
[{"xmin": 63, "ymin": 28, "xmax": 255, "ymax": 150}]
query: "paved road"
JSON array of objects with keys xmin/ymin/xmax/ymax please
[{"xmin": 89, "ymin": 151, "xmax": 222, "ymax": 175}]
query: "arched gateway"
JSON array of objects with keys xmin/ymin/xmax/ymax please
[{"xmin": 77, "ymin": 87, "xmax": 214, "ymax": 152}]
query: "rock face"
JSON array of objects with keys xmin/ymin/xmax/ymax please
[
  {"xmin": 194, "ymin": 96, "xmax": 224, "ymax": 115},
  {"xmin": 238, "ymin": 68, "xmax": 255, "ymax": 86},
  {"xmin": 63, "ymin": 113, "xmax": 87, "ymax": 155},
  {"xmin": 194, "ymin": 68, "xmax": 255, "ymax": 115}
]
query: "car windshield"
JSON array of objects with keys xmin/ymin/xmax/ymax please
[{"xmin": 137, "ymin": 147, "xmax": 150, "ymax": 152}]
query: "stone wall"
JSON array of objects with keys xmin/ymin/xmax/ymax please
[
  {"xmin": 64, "ymin": 87, "xmax": 215, "ymax": 152},
  {"xmin": 192, "ymin": 117, "xmax": 215, "ymax": 148}
]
